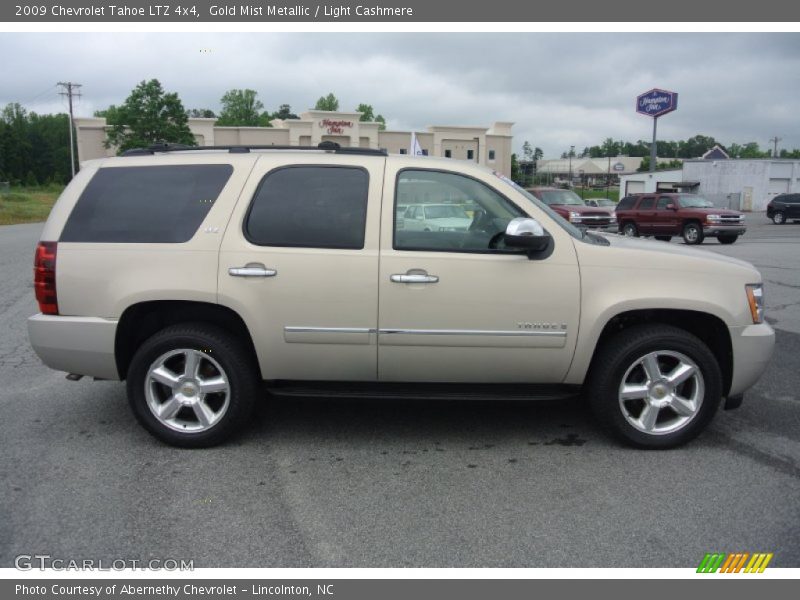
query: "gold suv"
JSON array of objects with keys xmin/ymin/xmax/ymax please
[{"xmin": 28, "ymin": 143, "xmax": 774, "ymax": 448}]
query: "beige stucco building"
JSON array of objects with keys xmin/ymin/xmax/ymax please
[{"xmin": 74, "ymin": 110, "xmax": 514, "ymax": 176}]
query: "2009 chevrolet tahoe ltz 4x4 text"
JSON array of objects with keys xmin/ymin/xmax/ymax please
[{"xmin": 28, "ymin": 143, "xmax": 774, "ymax": 448}]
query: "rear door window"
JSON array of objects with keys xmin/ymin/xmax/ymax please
[
  {"xmin": 244, "ymin": 166, "xmax": 369, "ymax": 249},
  {"xmin": 61, "ymin": 164, "xmax": 233, "ymax": 243},
  {"xmin": 638, "ymin": 197, "xmax": 656, "ymax": 210}
]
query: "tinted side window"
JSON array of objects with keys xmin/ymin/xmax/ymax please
[
  {"xmin": 656, "ymin": 197, "xmax": 673, "ymax": 209},
  {"xmin": 245, "ymin": 166, "xmax": 369, "ymax": 249},
  {"xmin": 61, "ymin": 165, "xmax": 233, "ymax": 243},
  {"xmin": 638, "ymin": 197, "xmax": 655, "ymax": 209},
  {"xmin": 617, "ymin": 196, "xmax": 636, "ymax": 210}
]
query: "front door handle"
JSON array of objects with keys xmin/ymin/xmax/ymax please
[
  {"xmin": 390, "ymin": 270, "xmax": 439, "ymax": 284},
  {"xmin": 229, "ymin": 264, "xmax": 277, "ymax": 278}
]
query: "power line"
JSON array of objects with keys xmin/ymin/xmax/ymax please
[{"xmin": 57, "ymin": 82, "xmax": 82, "ymax": 178}]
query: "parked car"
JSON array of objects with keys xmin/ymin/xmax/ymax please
[
  {"xmin": 28, "ymin": 143, "xmax": 773, "ymax": 449},
  {"xmin": 400, "ymin": 203, "xmax": 472, "ymax": 232},
  {"xmin": 616, "ymin": 193, "xmax": 746, "ymax": 244},
  {"xmin": 526, "ymin": 187, "xmax": 618, "ymax": 232},
  {"xmin": 585, "ymin": 198, "xmax": 616, "ymax": 208},
  {"xmin": 766, "ymin": 193, "xmax": 800, "ymax": 224}
]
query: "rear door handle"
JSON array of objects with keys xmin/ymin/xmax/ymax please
[
  {"xmin": 229, "ymin": 264, "xmax": 277, "ymax": 278},
  {"xmin": 390, "ymin": 271, "xmax": 439, "ymax": 284}
]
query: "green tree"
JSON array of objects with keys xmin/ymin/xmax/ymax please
[
  {"xmin": 186, "ymin": 108, "xmax": 216, "ymax": 118},
  {"xmin": 315, "ymin": 93, "xmax": 340, "ymax": 111},
  {"xmin": 104, "ymin": 79, "xmax": 195, "ymax": 153},
  {"xmin": 637, "ymin": 157, "xmax": 683, "ymax": 172},
  {"xmin": 272, "ymin": 104, "xmax": 298, "ymax": 120},
  {"xmin": 510, "ymin": 153, "xmax": 521, "ymax": 184},
  {"xmin": 355, "ymin": 103, "xmax": 386, "ymax": 130},
  {"xmin": 216, "ymin": 89, "xmax": 270, "ymax": 127}
]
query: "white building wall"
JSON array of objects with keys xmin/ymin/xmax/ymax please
[{"xmin": 617, "ymin": 169, "xmax": 683, "ymax": 197}]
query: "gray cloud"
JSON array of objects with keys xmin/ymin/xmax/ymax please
[{"xmin": 1, "ymin": 32, "xmax": 798, "ymax": 156}]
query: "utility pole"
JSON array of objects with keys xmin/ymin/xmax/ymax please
[
  {"xmin": 568, "ymin": 145, "xmax": 574, "ymax": 188},
  {"xmin": 57, "ymin": 82, "xmax": 82, "ymax": 178},
  {"xmin": 769, "ymin": 136, "xmax": 782, "ymax": 158}
]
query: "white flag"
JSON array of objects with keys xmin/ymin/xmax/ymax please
[{"xmin": 410, "ymin": 132, "xmax": 424, "ymax": 156}]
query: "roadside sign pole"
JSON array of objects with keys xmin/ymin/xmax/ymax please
[{"xmin": 650, "ymin": 116, "xmax": 658, "ymax": 173}]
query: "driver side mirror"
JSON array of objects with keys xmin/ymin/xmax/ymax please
[
  {"xmin": 503, "ymin": 218, "xmax": 552, "ymax": 256},
  {"xmin": 666, "ymin": 203, "xmax": 677, "ymax": 210}
]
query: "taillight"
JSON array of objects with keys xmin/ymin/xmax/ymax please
[{"xmin": 34, "ymin": 242, "xmax": 58, "ymax": 315}]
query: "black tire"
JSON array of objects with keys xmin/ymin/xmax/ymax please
[
  {"xmin": 682, "ymin": 221, "xmax": 704, "ymax": 245},
  {"xmin": 586, "ymin": 324, "xmax": 722, "ymax": 449},
  {"xmin": 718, "ymin": 235, "xmax": 738, "ymax": 245},
  {"xmin": 772, "ymin": 211, "xmax": 785, "ymax": 225},
  {"xmin": 126, "ymin": 323, "xmax": 261, "ymax": 448},
  {"xmin": 654, "ymin": 235, "xmax": 672, "ymax": 242},
  {"xmin": 622, "ymin": 222, "xmax": 639, "ymax": 237}
]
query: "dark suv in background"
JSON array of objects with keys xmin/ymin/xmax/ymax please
[
  {"xmin": 615, "ymin": 193, "xmax": 746, "ymax": 245},
  {"xmin": 526, "ymin": 187, "xmax": 617, "ymax": 232},
  {"xmin": 766, "ymin": 193, "xmax": 800, "ymax": 224}
]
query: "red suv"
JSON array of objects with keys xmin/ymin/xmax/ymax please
[
  {"xmin": 526, "ymin": 187, "xmax": 618, "ymax": 232},
  {"xmin": 615, "ymin": 193, "xmax": 746, "ymax": 245}
]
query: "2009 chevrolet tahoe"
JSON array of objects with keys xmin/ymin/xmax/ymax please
[{"xmin": 28, "ymin": 143, "xmax": 774, "ymax": 448}]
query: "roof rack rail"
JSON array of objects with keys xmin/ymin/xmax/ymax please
[{"xmin": 120, "ymin": 141, "xmax": 387, "ymax": 157}]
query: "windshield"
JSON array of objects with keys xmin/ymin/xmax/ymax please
[
  {"xmin": 540, "ymin": 190, "xmax": 584, "ymax": 206},
  {"xmin": 678, "ymin": 195, "xmax": 714, "ymax": 208},
  {"xmin": 424, "ymin": 205, "xmax": 470, "ymax": 219}
]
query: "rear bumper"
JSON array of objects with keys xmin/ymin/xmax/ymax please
[
  {"xmin": 727, "ymin": 322, "xmax": 774, "ymax": 397},
  {"xmin": 28, "ymin": 314, "xmax": 120, "ymax": 380},
  {"xmin": 703, "ymin": 225, "xmax": 746, "ymax": 236}
]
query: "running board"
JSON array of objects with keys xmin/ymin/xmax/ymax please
[{"xmin": 265, "ymin": 381, "xmax": 580, "ymax": 402}]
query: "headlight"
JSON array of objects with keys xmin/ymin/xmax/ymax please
[
  {"xmin": 745, "ymin": 284, "xmax": 764, "ymax": 324},
  {"xmin": 569, "ymin": 211, "xmax": 582, "ymax": 223},
  {"xmin": 707, "ymin": 214, "xmax": 722, "ymax": 223}
]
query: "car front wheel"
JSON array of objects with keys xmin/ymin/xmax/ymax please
[
  {"xmin": 772, "ymin": 211, "xmax": 786, "ymax": 224},
  {"xmin": 587, "ymin": 324, "xmax": 722, "ymax": 449},
  {"xmin": 682, "ymin": 222, "xmax": 704, "ymax": 245},
  {"xmin": 127, "ymin": 323, "xmax": 260, "ymax": 448}
]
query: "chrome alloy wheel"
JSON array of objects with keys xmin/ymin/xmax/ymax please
[
  {"xmin": 618, "ymin": 350, "xmax": 704, "ymax": 435},
  {"xmin": 145, "ymin": 349, "xmax": 230, "ymax": 433}
]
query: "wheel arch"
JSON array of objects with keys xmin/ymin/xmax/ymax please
[
  {"xmin": 574, "ymin": 308, "xmax": 733, "ymax": 396},
  {"xmin": 115, "ymin": 300, "xmax": 260, "ymax": 381}
]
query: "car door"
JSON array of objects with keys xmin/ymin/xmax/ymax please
[
  {"xmin": 377, "ymin": 164, "xmax": 581, "ymax": 383},
  {"xmin": 636, "ymin": 196, "xmax": 657, "ymax": 233},
  {"xmin": 218, "ymin": 154, "xmax": 384, "ymax": 381},
  {"xmin": 789, "ymin": 195, "xmax": 800, "ymax": 219},
  {"xmin": 654, "ymin": 195, "xmax": 679, "ymax": 234}
]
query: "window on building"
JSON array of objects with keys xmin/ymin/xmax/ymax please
[
  {"xmin": 422, "ymin": 149, "xmax": 429, "ymax": 156},
  {"xmin": 399, "ymin": 149, "xmax": 407, "ymax": 155},
  {"xmin": 488, "ymin": 150, "xmax": 496, "ymax": 161},
  {"xmin": 467, "ymin": 150, "xmax": 475, "ymax": 160},
  {"xmin": 245, "ymin": 166, "xmax": 369, "ymax": 249},
  {"xmin": 444, "ymin": 150, "xmax": 452, "ymax": 158},
  {"xmin": 61, "ymin": 164, "xmax": 233, "ymax": 243}
]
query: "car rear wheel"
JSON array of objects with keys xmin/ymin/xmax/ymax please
[
  {"xmin": 772, "ymin": 211, "xmax": 786, "ymax": 224},
  {"xmin": 127, "ymin": 323, "xmax": 260, "ymax": 448},
  {"xmin": 586, "ymin": 324, "xmax": 722, "ymax": 449},
  {"xmin": 622, "ymin": 222, "xmax": 639, "ymax": 237},
  {"xmin": 654, "ymin": 235, "xmax": 672, "ymax": 242},
  {"xmin": 718, "ymin": 235, "xmax": 738, "ymax": 244},
  {"xmin": 682, "ymin": 222, "xmax": 704, "ymax": 245}
]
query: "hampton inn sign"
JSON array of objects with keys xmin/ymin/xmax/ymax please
[{"xmin": 73, "ymin": 109, "xmax": 515, "ymax": 176}]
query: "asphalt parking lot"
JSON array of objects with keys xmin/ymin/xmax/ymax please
[{"xmin": 1, "ymin": 217, "xmax": 798, "ymax": 568}]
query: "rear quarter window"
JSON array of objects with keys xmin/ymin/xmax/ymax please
[
  {"xmin": 60, "ymin": 164, "xmax": 233, "ymax": 243},
  {"xmin": 617, "ymin": 196, "xmax": 637, "ymax": 210}
]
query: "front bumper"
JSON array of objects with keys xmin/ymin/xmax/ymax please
[
  {"xmin": 703, "ymin": 225, "xmax": 746, "ymax": 236},
  {"xmin": 576, "ymin": 223, "xmax": 619, "ymax": 233},
  {"xmin": 28, "ymin": 314, "xmax": 120, "ymax": 380},
  {"xmin": 727, "ymin": 322, "xmax": 775, "ymax": 397}
]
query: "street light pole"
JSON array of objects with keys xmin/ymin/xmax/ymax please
[{"xmin": 568, "ymin": 145, "xmax": 574, "ymax": 188}]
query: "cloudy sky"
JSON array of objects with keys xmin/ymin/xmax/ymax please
[{"xmin": 1, "ymin": 32, "xmax": 798, "ymax": 157}]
